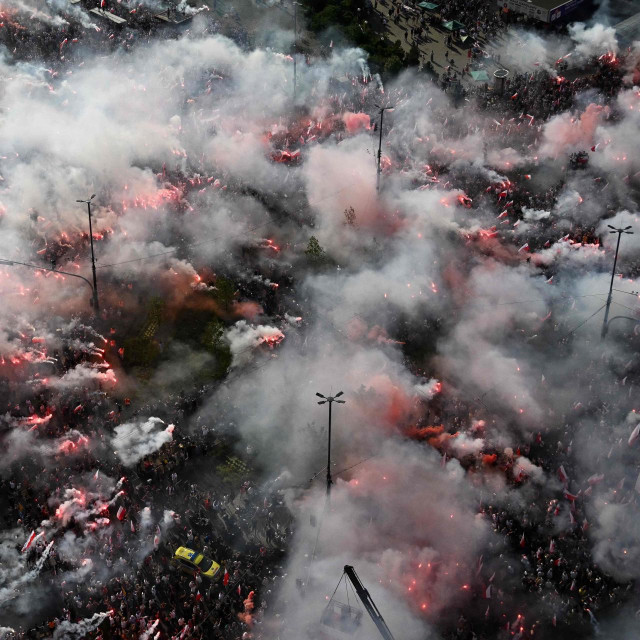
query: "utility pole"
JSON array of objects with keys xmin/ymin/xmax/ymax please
[
  {"xmin": 601, "ymin": 224, "xmax": 633, "ymax": 339},
  {"xmin": 316, "ymin": 391, "xmax": 345, "ymax": 495},
  {"xmin": 76, "ymin": 194, "xmax": 100, "ymax": 312},
  {"xmin": 375, "ymin": 105, "xmax": 394, "ymax": 194},
  {"xmin": 293, "ymin": 1, "xmax": 299, "ymax": 102}
]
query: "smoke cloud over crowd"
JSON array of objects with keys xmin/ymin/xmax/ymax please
[{"xmin": 0, "ymin": 0, "xmax": 639, "ymax": 639}]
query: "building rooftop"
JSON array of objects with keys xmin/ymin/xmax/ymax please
[{"xmin": 616, "ymin": 11, "xmax": 640, "ymax": 46}]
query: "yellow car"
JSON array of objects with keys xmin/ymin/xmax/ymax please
[{"xmin": 173, "ymin": 546, "xmax": 221, "ymax": 579}]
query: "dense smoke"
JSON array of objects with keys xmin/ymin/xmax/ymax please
[
  {"xmin": 0, "ymin": 0, "xmax": 639, "ymax": 638},
  {"xmin": 111, "ymin": 417, "xmax": 175, "ymax": 466}
]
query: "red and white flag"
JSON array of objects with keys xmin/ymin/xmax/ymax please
[
  {"xmin": 223, "ymin": 569, "xmax": 230, "ymax": 586},
  {"xmin": 557, "ymin": 466, "xmax": 569, "ymax": 484},
  {"xmin": 22, "ymin": 531, "xmax": 37, "ymax": 553},
  {"xmin": 628, "ymin": 423, "xmax": 640, "ymax": 447},
  {"xmin": 518, "ymin": 243, "xmax": 530, "ymax": 253},
  {"xmin": 549, "ymin": 539, "xmax": 556, "ymax": 553},
  {"xmin": 130, "ymin": 519, "xmax": 136, "ymax": 533},
  {"xmin": 485, "ymin": 585, "xmax": 492, "ymax": 599},
  {"xmin": 520, "ymin": 534, "xmax": 525, "ymax": 548},
  {"xmin": 117, "ymin": 506, "xmax": 126, "ymax": 521}
]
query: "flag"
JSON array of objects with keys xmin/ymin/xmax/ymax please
[
  {"xmin": 94, "ymin": 470, "xmax": 99, "ymax": 481},
  {"xmin": 563, "ymin": 489, "xmax": 579, "ymax": 502},
  {"xmin": 485, "ymin": 585, "xmax": 492, "ymax": 599},
  {"xmin": 117, "ymin": 506, "xmax": 126, "ymax": 521},
  {"xmin": 518, "ymin": 243, "xmax": 529, "ymax": 253},
  {"xmin": 130, "ymin": 519, "xmax": 136, "ymax": 533},
  {"xmin": 549, "ymin": 539, "xmax": 556, "ymax": 553},
  {"xmin": 237, "ymin": 585, "xmax": 242, "ymax": 596},
  {"xmin": 557, "ymin": 465, "xmax": 569, "ymax": 484},
  {"xmin": 223, "ymin": 569, "xmax": 229, "ymax": 586},
  {"xmin": 628, "ymin": 423, "xmax": 640, "ymax": 447},
  {"xmin": 22, "ymin": 531, "xmax": 36, "ymax": 553},
  {"xmin": 520, "ymin": 534, "xmax": 525, "ymax": 548}
]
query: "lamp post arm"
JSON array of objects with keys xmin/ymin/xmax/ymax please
[{"xmin": 0, "ymin": 259, "xmax": 95, "ymax": 293}]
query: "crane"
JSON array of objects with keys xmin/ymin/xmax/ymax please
[
  {"xmin": 343, "ymin": 565, "xmax": 395, "ymax": 640},
  {"xmin": 319, "ymin": 565, "xmax": 396, "ymax": 640}
]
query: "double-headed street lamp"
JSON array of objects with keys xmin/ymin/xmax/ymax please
[
  {"xmin": 76, "ymin": 194, "xmax": 100, "ymax": 312},
  {"xmin": 601, "ymin": 224, "xmax": 633, "ymax": 339},
  {"xmin": 316, "ymin": 391, "xmax": 345, "ymax": 496}
]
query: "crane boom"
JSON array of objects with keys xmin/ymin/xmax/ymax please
[{"xmin": 343, "ymin": 565, "xmax": 396, "ymax": 640}]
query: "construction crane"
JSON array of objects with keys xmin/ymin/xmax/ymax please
[{"xmin": 319, "ymin": 565, "xmax": 396, "ymax": 640}]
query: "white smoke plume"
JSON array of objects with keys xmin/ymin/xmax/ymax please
[
  {"xmin": 225, "ymin": 320, "xmax": 285, "ymax": 367},
  {"xmin": 569, "ymin": 22, "xmax": 619, "ymax": 57},
  {"xmin": 52, "ymin": 611, "xmax": 111, "ymax": 640},
  {"xmin": 110, "ymin": 417, "xmax": 175, "ymax": 466}
]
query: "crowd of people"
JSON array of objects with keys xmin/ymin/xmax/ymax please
[
  {"xmin": 0, "ymin": 2, "xmax": 639, "ymax": 640},
  {"xmin": 1, "ymin": 315, "xmax": 293, "ymax": 639}
]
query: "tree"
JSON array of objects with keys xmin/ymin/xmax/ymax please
[
  {"xmin": 214, "ymin": 276, "xmax": 236, "ymax": 310},
  {"xmin": 305, "ymin": 235, "xmax": 325, "ymax": 261},
  {"xmin": 406, "ymin": 44, "xmax": 421, "ymax": 68},
  {"xmin": 384, "ymin": 54, "xmax": 405, "ymax": 75}
]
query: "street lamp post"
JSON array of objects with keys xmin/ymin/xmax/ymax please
[
  {"xmin": 76, "ymin": 194, "xmax": 100, "ymax": 312},
  {"xmin": 292, "ymin": 1, "xmax": 300, "ymax": 102},
  {"xmin": 601, "ymin": 224, "xmax": 633, "ymax": 339},
  {"xmin": 316, "ymin": 391, "xmax": 345, "ymax": 495},
  {"xmin": 375, "ymin": 105, "xmax": 394, "ymax": 194}
]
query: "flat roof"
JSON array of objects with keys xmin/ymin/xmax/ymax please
[
  {"xmin": 616, "ymin": 12, "xmax": 640, "ymax": 45},
  {"xmin": 501, "ymin": 0, "xmax": 578, "ymax": 10},
  {"xmin": 89, "ymin": 8, "xmax": 128, "ymax": 24},
  {"xmin": 154, "ymin": 10, "xmax": 194, "ymax": 24}
]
